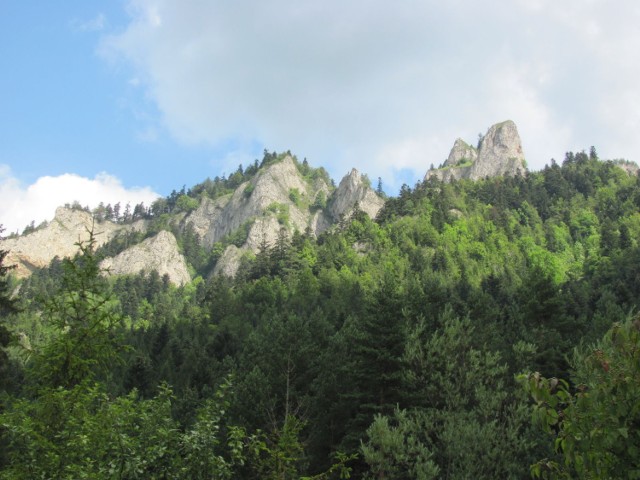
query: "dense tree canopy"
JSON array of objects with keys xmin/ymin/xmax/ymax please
[{"xmin": 2, "ymin": 151, "xmax": 640, "ymax": 477}]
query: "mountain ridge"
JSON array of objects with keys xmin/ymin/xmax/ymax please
[
  {"xmin": 1, "ymin": 153, "xmax": 385, "ymax": 281},
  {"xmin": 5, "ymin": 122, "xmax": 636, "ymax": 282}
]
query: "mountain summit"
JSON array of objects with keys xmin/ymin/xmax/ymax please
[{"xmin": 426, "ymin": 120, "xmax": 527, "ymax": 182}]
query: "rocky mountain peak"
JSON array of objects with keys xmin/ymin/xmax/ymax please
[
  {"xmin": 426, "ymin": 120, "xmax": 527, "ymax": 182},
  {"xmin": 185, "ymin": 155, "xmax": 319, "ymax": 249},
  {"xmin": 444, "ymin": 138, "xmax": 478, "ymax": 168},
  {"xmin": 329, "ymin": 168, "xmax": 384, "ymax": 221}
]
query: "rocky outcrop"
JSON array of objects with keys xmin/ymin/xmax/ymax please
[
  {"xmin": 100, "ymin": 230, "xmax": 190, "ymax": 285},
  {"xmin": 444, "ymin": 139, "xmax": 478, "ymax": 168},
  {"xmin": 203, "ymin": 162, "xmax": 384, "ymax": 278},
  {"xmin": 328, "ymin": 169, "xmax": 385, "ymax": 221},
  {"xmin": 2, "ymin": 156, "xmax": 386, "ymax": 282},
  {"xmin": 185, "ymin": 156, "xmax": 327, "ymax": 247},
  {"xmin": 0, "ymin": 207, "xmax": 144, "ymax": 278},
  {"xmin": 212, "ymin": 245, "xmax": 246, "ymax": 278},
  {"xmin": 426, "ymin": 121, "xmax": 526, "ymax": 182},
  {"xmin": 245, "ymin": 217, "xmax": 286, "ymax": 252}
]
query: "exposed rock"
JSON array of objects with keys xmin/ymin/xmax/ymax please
[
  {"xmin": 426, "ymin": 164, "xmax": 471, "ymax": 183},
  {"xmin": 204, "ymin": 163, "xmax": 384, "ymax": 277},
  {"xmin": 426, "ymin": 120, "xmax": 527, "ymax": 182},
  {"xmin": 449, "ymin": 208, "xmax": 464, "ymax": 219},
  {"xmin": 328, "ymin": 169, "xmax": 385, "ymax": 221},
  {"xmin": 212, "ymin": 245, "xmax": 246, "ymax": 278},
  {"xmin": 245, "ymin": 216, "xmax": 285, "ymax": 252},
  {"xmin": 100, "ymin": 230, "xmax": 190, "ymax": 285},
  {"xmin": 310, "ymin": 211, "xmax": 332, "ymax": 236},
  {"xmin": 471, "ymin": 120, "xmax": 526, "ymax": 178},
  {"xmin": 444, "ymin": 138, "xmax": 478, "ymax": 167},
  {"xmin": 184, "ymin": 195, "xmax": 231, "ymax": 247},
  {"xmin": 3, "ymin": 156, "xmax": 387, "ymax": 282},
  {"xmin": 0, "ymin": 207, "xmax": 140, "ymax": 278},
  {"xmin": 185, "ymin": 156, "xmax": 327, "ymax": 247}
]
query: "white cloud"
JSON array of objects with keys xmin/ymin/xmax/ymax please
[
  {"xmin": 101, "ymin": 0, "xmax": 640, "ymax": 191},
  {"xmin": 0, "ymin": 167, "xmax": 159, "ymax": 235}
]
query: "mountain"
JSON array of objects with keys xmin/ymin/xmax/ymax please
[
  {"xmin": 10, "ymin": 127, "xmax": 633, "ymax": 284},
  {"xmin": 181, "ymin": 155, "xmax": 383, "ymax": 277},
  {"xmin": 1, "ymin": 154, "xmax": 384, "ymax": 281},
  {"xmin": 425, "ymin": 120, "xmax": 527, "ymax": 182},
  {"xmin": 5, "ymin": 138, "xmax": 640, "ymax": 479}
]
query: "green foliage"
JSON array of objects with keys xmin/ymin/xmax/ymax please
[
  {"xmin": 95, "ymin": 230, "xmax": 147, "ymax": 259},
  {"xmin": 293, "ymin": 156, "xmax": 333, "ymax": 189},
  {"xmin": 6, "ymin": 150, "xmax": 640, "ymax": 478},
  {"xmin": 522, "ymin": 316, "xmax": 640, "ymax": 479},
  {"xmin": 289, "ymin": 188, "xmax": 303, "ymax": 207},
  {"xmin": 362, "ymin": 410, "xmax": 439, "ymax": 479},
  {"xmin": 221, "ymin": 220, "xmax": 252, "ymax": 248},
  {"xmin": 362, "ymin": 311, "xmax": 537, "ymax": 479},
  {"xmin": 0, "ymin": 383, "xmax": 179, "ymax": 479},
  {"xmin": 0, "ymin": 230, "xmax": 18, "ymax": 393},
  {"xmin": 175, "ymin": 194, "xmax": 199, "ymax": 213},
  {"xmin": 0, "ymin": 379, "xmax": 252, "ymax": 479},
  {"xmin": 311, "ymin": 190, "xmax": 327, "ymax": 211},
  {"xmin": 30, "ymin": 233, "xmax": 126, "ymax": 389},
  {"xmin": 266, "ymin": 202, "xmax": 290, "ymax": 226},
  {"xmin": 177, "ymin": 377, "xmax": 249, "ymax": 479}
]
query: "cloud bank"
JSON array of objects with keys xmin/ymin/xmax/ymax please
[
  {"xmin": 0, "ymin": 166, "xmax": 159, "ymax": 235},
  {"xmin": 102, "ymin": 0, "xmax": 640, "ymax": 190}
]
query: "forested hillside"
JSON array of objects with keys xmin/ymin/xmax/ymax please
[{"xmin": 1, "ymin": 149, "xmax": 640, "ymax": 478}]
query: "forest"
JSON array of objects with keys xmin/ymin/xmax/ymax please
[{"xmin": 1, "ymin": 149, "xmax": 640, "ymax": 479}]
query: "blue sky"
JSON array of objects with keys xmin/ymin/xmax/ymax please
[
  {"xmin": 1, "ymin": 0, "xmax": 640, "ymax": 233},
  {"xmin": 1, "ymin": 2, "xmax": 228, "ymax": 190}
]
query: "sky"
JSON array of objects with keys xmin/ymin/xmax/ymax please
[{"xmin": 1, "ymin": 0, "xmax": 640, "ymax": 234}]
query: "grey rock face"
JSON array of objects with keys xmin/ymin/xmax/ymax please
[
  {"xmin": 426, "ymin": 120, "xmax": 526, "ymax": 182},
  {"xmin": 188, "ymin": 156, "xmax": 386, "ymax": 278},
  {"xmin": 328, "ymin": 169, "xmax": 385, "ymax": 222},
  {"xmin": 185, "ymin": 156, "xmax": 323, "ymax": 247},
  {"xmin": 245, "ymin": 216, "xmax": 285, "ymax": 252},
  {"xmin": 3, "ymin": 156, "xmax": 387, "ymax": 282},
  {"xmin": 100, "ymin": 230, "xmax": 191, "ymax": 285},
  {"xmin": 0, "ymin": 207, "xmax": 144, "ymax": 278},
  {"xmin": 310, "ymin": 210, "xmax": 332, "ymax": 235},
  {"xmin": 212, "ymin": 245, "xmax": 245, "ymax": 278},
  {"xmin": 444, "ymin": 138, "xmax": 478, "ymax": 167},
  {"xmin": 471, "ymin": 120, "xmax": 526, "ymax": 178}
]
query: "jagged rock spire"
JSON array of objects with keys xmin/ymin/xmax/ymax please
[{"xmin": 426, "ymin": 120, "xmax": 527, "ymax": 182}]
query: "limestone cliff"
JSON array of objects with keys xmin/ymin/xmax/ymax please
[
  {"xmin": 185, "ymin": 156, "xmax": 325, "ymax": 247},
  {"xmin": 100, "ymin": 230, "xmax": 190, "ymax": 285},
  {"xmin": 426, "ymin": 121, "xmax": 527, "ymax": 182},
  {"xmin": 444, "ymin": 138, "xmax": 478, "ymax": 168},
  {"xmin": 212, "ymin": 245, "xmax": 246, "ymax": 278},
  {"xmin": 205, "ymin": 162, "xmax": 384, "ymax": 278},
  {"xmin": 328, "ymin": 168, "xmax": 385, "ymax": 221},
  {"xmin": 0, "ymin": 207, "xmax": 145, "ymax": 278},
  {"xmin": 2, "ymin": 155, "xmax": 385, "ymax": 281}
]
